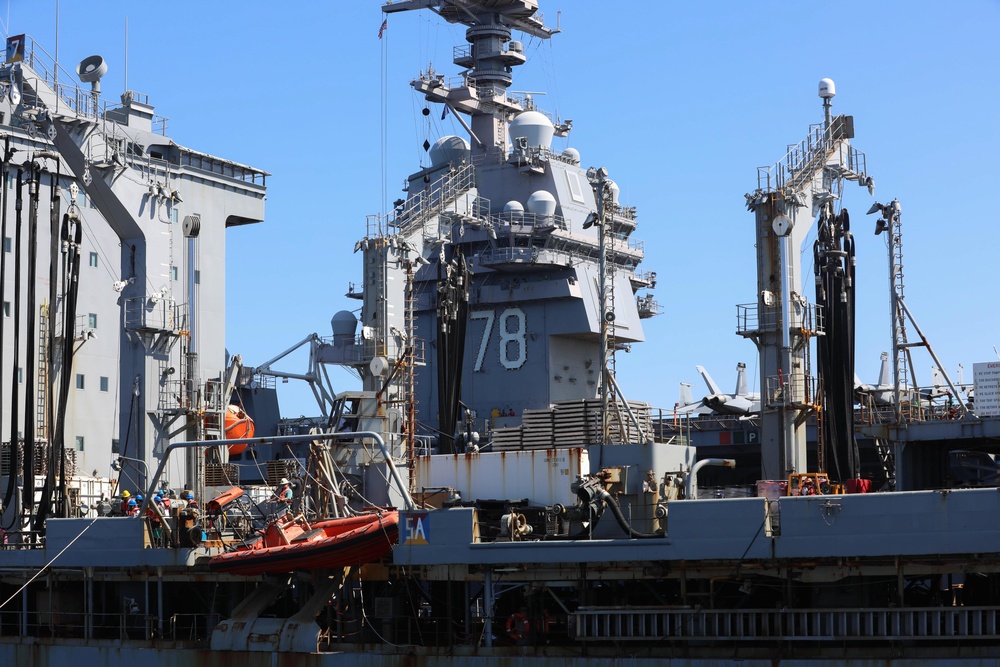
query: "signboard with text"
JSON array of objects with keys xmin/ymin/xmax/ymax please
[{"xmin": 973, "ymin": 362, "xmax": 1000, "ymax": 416}]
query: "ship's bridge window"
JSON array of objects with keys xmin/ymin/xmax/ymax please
[
  {"xmin": 88, "ymin": 313, "xmax": 98, "ymax": 328},
  {"xmin": 75, "ymin": 436, "xmax": 85, "ymax": 452},
  {"xmin": 2, "ymin": 301, "xmax": 8, "ymax": 317},
  {"xmin": 89, "ymin": 252, "xmax": 98, "ymax": 267},
  {"xmin": 3, "ymin": 237, "xmax": 9, "ymax": 252},
  {"xmin": 170, "ymin": 266, "xmax": 179, "ymax": 281},
  {"xmin": 100, "ymin": 376, "xmax": 109, "ymax": 392},
  {"xmin": 76, "ymin": 374, "xmax": 85, "ymax": 390}
]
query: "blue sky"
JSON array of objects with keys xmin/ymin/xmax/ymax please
[{"xmin": 9, "ymin": 1, "xmax": 1000, "ymax": 418}]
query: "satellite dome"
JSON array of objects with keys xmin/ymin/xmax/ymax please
[
  {"xmin": 429, "ymin": 135, "xmax": 470, "ymax": 167},
  {"xmin": 331, "ymin": 310, "xmax": 358, "ymax": 338},
  {"xmin": 526, "ymin": 190, "xmax": 556, "ymax": 220},
  {"xmin": 503, "ymin": 200, "xmax": 524, "ymax": 222},
  {"xmin": 561, "ymin": 147, "xmax": 580, "ymax": 164},
  {"xmin": 606, "ymin": 179, "xmax": 620, "ymax": 204},
  {"xmin": 509, "ymin": 111, "xmax": 554, "ymax": 151}
]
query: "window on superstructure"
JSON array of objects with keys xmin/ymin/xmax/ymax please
[
  {"xmin": 76, "ymin": 374, "xmax": 85, "ymax": 390},
  {"xmin": 2, "ymin": 301, "xmax": 8, "ymax": 317},
  {"xmin": 3, "ymin": 237, "xmax": 9, "ymax": 252},
  {"xmin": 194, "ymin": 270, "xmax": 200, "ymax": 285},
  {"xmin": 112, "ymin": 438, "xmax": 120, "ymax": 454},
  {"xmin": 171, "ymin": 266, "xmax": 178, "ymax": 281},
  {"xmin": 75, "ymin": 436, "xmax": 85, "ymax": 452},
  {"xmin": 100, "ymin": 376, "xmax": 109, "ymax": 392},
  {"xmin": 89, "ymin": 252, "xmax": 98, "ymax": 267},
  {"xmin": 88, "ymin": 313, "xmax": 97, "ymax": 329},
  {"xmin": 171, "ymin": 208, "xmax": 179, "ymax": 223},
  {"xmin": 17, "ymin": 367, "xmax": 22, "ymax": 383}
]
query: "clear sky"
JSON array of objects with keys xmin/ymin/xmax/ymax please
[{"xmin": 8, "ymin": 1, "xmax": 1000, "ymax": 419}]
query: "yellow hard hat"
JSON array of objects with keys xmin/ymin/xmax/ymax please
[{"xmin": 122, "ymin": 490, "xmax": 131, "ymax": 498}]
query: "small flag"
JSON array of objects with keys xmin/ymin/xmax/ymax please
[
  {"xmin": 378, "ymin": 18, "xmax": 388, "ymax": 39},
  {"xmin": 441, "ymin": 105, "xmax": 449, "ymax": 120}
]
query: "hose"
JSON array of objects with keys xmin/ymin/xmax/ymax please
[{"xmin": 597, "ymin": 488, "xmax": 663, "ymax": 539}]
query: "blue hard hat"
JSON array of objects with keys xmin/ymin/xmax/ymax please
[
  {"xmin": 185, "ymin": 492, "xmax": 194, "ymax": 499},
  {"xmin": 136, "ymin": 494, "xmax": 143, "ymax": 501},
  {"xmin": 127, "ymin": 499, "xmax": 137, "ymax": 507}
]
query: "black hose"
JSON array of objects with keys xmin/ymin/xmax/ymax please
[
  {"xmin": 0, "ymin": 138, "xmax": 11, "ymax": 525},
  {"xmin": 597, "ymin": 489, "xmax": 664, "ymax": 539},
  {"xmin": 5, "ymin": 171, "xmax": 23, "ymax": 531},
  {"xmin": 33, "ymin": 170, "xmax": 60, "ymax": 527},
  {"xmin": 23, "ymin": 164, "xmax": 39, "ymax": 530},
  {"xmin": 815, "ymin": 208, "xmax": 859, "ymax": 481}
]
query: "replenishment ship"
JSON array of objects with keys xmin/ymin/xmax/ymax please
[{"xmin": 1, "ymin": 2, "xmax": 999, "ymax": 665}]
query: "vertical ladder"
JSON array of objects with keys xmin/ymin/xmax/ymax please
[
  {"xmin": 404, "ymin": 263, "xmax": 418, "ymax": 471},
  {"xmin": 36, "ymin": 305, "xmax": 49, "ymax": 439},
  {"xmin": 889, "ymin": 205, "xmax": 912, "ymax": 423},
  {"xmin": 602, "ymin": 193, "xmax": 630, "ymax": 444}
]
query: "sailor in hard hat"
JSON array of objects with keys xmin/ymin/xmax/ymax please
[
  {"xmin": 273, "ymin": 478, "xmax": 293, "ymax": 506},
  {"xmin": 119, "ymin": 490, "xmax": 132, "ymax": 515}
]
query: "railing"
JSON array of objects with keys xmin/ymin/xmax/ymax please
[
  {"xmin": 756, "ymin": 116, "xmax": 866, "ymax": 194},
  {"xmin": 573, "ymin": 606, "xmax": 1000, "ymax": 643},
  {"xmin": 396, "ymin": 163, "xmax": 476, "ymax": 233},
  {"xmin": 123, "ymin": 296, "xmax": 184, "ymax": 333},
  {"xmin": 0, "ymin": 608, "xmax": 218, "ymax": 643},
  {"xmin": 736, "ymin": 302, "xmax": 824, "ymax": 337},
  {"xmin": 479, "ymin": 247, "xmax": 538, "ymax": 265},
  {"xmin": 765, "ymin": 372, "xmax": 817, "ymax": 408},
  {"xmin": 14, "ymin": 35, "xmax": 169, "ymax": 134}
]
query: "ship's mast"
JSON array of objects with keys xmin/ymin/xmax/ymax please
[
  {"xmin": 383, "ymin": 0, "xmax": 561, "ymax": 159},
  {"xmin": 742, "ymin": 79, "xmax": 871, "ymax": 480}
]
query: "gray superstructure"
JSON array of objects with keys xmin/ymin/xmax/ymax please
[{"xmin": 0, "ymin": 38, "xmax": 265, "ymax": 525}]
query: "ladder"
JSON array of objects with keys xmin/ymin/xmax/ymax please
[
  {"xmin": 888, "ymin": 202, "xmax": 912, "ymax": 423},
  {"xmin": 37, "ymin": 305, "xmax": 49, "ymax": 439}
]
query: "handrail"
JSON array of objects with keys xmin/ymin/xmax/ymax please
[{"xmin": 141, "ymin": 432, "xmax": 415, "ymax": 520}]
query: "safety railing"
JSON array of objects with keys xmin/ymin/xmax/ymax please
[{"xmin": 573, "ymin": 606, "xmax": 1000, "ymax": 642}]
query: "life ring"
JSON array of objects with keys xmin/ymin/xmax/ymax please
[{"xmin": 506, "ymin": 611, "xmax": 530, "ymax": 641}]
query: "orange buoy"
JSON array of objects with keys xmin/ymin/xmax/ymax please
[{"xmin": 224, "ymin": 404, "xmax": 254, "ymax": 455}]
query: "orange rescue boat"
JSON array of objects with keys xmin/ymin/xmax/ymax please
[{"xmin": 208, "ymin": 510, "xmax": 399, "ymax": 576}]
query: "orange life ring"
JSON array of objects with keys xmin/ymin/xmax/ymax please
[
  {"xmin": 224, "ymin": 405, "xmax": 254, "ymax": 455},
  {"xmin": 506, "ymin": 611, "xmax": 530, "ymax": 641}
]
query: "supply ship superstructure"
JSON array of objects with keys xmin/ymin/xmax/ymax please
[{"xmin": 2, "ymin": 2, "xmax": 1000, "ymax": 666}]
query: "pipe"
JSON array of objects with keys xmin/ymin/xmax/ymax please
[
  {"xmin": 686, "ymin": 458, "xmax": 737, "ymax": 500},
  {"xmin": 140, "ymin": 431, "xmax": 414, "ymax": 518},
  {"xmin": 483, "ymin": 568, "xmax": 494, "ymax": 648}
]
